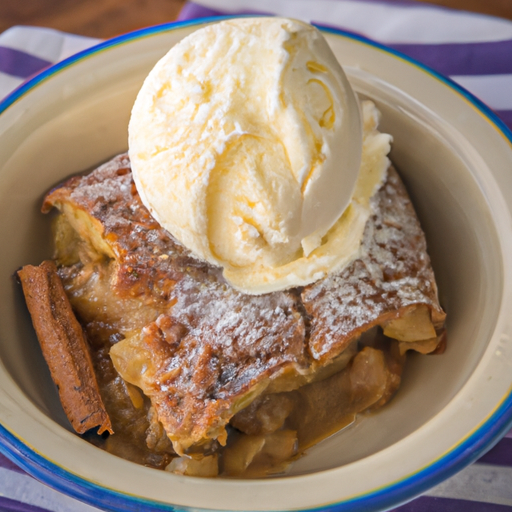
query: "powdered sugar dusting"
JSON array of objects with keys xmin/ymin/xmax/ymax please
[{"xmin": 303, "ymin": 167, "xmax": 442, "ymax": 360}]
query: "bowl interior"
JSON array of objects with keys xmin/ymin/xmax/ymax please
[{"xmin": 0, "ymin": 21, "xmax": 509, "ymax": 510}]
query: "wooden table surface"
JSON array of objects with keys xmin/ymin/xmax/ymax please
[{"xmin": 1, "ymin": 0, "xmax": 512, "ymax": 39}]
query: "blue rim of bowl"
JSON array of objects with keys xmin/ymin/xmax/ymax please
[{"xmin": 1, "ymin": 15, "xmax": 512, "ymax": 512}]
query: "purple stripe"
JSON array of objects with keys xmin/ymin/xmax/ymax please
[
  {"xmin": 340, "ymin": 0, "xmax": 440, "ymax": 6},
  {"xmin": 177, "ymin": 4, "xmax": 271, "ymax": 20},
  {"xmin": 389, "ymin": 40, "xmax": 512, "ymax": 77},
  {"xmin": 178, "ymin": 0, "xmax": 470, "ymax": 18},
  {"xmin": 393, "ymin": 496, "xmax": 512, "ymax": 511},
  {"xmin": 0, "ymin": 497, "xmax": 53, "ymax": 512},
  {"xmin": 177, "ymin": 4, "xmax": 225, "ymax": 20},
  {"xmin": 476, "ymin": 437, "xmax": 512, "ymax": 467},
  {"xmin": 177, "ymin": 0, "xmax": 437, "ymax": 22},
  {"xmin": 496, "ymin": 110, "xmax": 512, "ymax": 133},
  {"xmin": 0, "ymin": 452, "xmax": 27, "ymax": 474},
  {"xmin": 0, "ymin": 47, "xmax": 52, "ymax": 79}
]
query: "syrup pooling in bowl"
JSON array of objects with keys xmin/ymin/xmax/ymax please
[{"xmin": 58, "ymin": 242, "xmax": 406, "ymax": 476}]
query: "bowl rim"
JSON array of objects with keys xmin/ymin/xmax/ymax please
[{"xmin": 1, "ymin": 15, "xmax": 512, "ymax": 512}]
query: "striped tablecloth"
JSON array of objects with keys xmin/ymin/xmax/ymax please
[{"xmin": 1, "ymin": 1, "xmax": 512, "ymax": 511}]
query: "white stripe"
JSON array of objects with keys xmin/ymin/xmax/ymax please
[
  {"xmin": 192, "ymin": 0, "xmax": 512, "ymax": 43},
  {"xmin": 57, "ymin": 33, "xmax": 100, "ymax": 62},
  {"xmin": 426, "ymin": 463, "xmax": 512, "ymax": 506},
  {"xmin": 0, "ymin": 26, "xmax": 97, "ymax": 64},
  {"xmin": 450, "ymin": 74, "xmax": 512, "ymax": 110},
  {"xmin": 0, "ymin": 467, "xmax": 101, "ymax": 511},
  {"xmin": 0, "ymin": 72, "xmax": 24, "ymax": 101}
]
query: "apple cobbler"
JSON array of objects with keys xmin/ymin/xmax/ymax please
[{"xmin": 18, "ymin": 153, "xmax": 446, "ymax": 477}]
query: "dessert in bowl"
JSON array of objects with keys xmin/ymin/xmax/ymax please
[{"xmin": 1, "ymin": 16, "xmax": 512, "ymax": 512}]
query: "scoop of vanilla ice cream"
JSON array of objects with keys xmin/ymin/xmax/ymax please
[
  {"xmin": 224, "ymin": 99, "xmax": 392, "ymax": 293},
  {"xmin": 129, "ymin": 17, "xmax": 363, "ymax": 283}
]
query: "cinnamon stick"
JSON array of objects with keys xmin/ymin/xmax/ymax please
[{"xmin": 17, "ymin": 261, "xmax": 113, "ymax": 435}]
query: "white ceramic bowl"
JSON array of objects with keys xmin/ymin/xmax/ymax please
[{"xmin": 1, "ymin": 17, "xmax": 512, "ymax": 512}]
